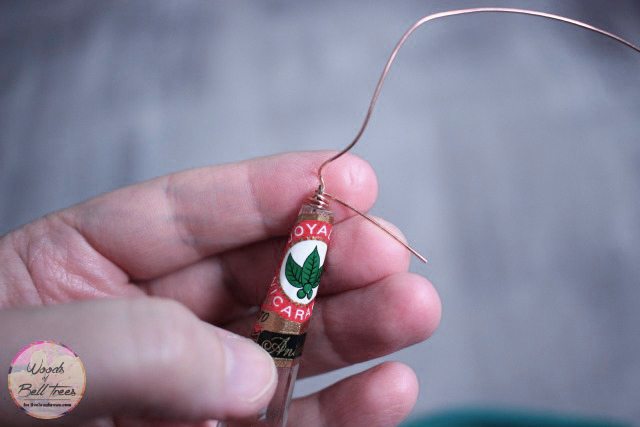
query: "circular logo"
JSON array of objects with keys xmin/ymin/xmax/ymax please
[
  {"xmin": 279, "ymin": 240, "xmax": 328, "ymax": 304},
  {"xmin": 7, "ymin": 341, "xmax": 86, "ymax": 419}
]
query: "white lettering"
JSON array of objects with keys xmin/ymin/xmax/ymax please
[{"xmin": 280, "ymin": 305, "xmax": 292, "ymax": 317}]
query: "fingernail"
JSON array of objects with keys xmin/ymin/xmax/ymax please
[{"xmin": 221, "ymin": 333, "xmax": 277, "ymax": 403}]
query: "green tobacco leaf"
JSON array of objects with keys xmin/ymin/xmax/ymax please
[
  {"xmin": 285, "ymin": 254, "xmax": 303, "ymax": 288},
  {"xmin": 301, "ymin": 246, "xmax": 321, "ymax": 285}
]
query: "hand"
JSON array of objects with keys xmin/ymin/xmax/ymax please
[{"xmin": 0, "ymin": 151, "xmax": 441, "ymax": 427}]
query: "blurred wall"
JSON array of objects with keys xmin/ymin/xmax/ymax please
[{"xmin": 1, "ymin": 0, "xmax": 639, "ymax": 423}]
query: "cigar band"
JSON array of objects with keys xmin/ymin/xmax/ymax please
[
  {"xmin": 260, "ymin": 219, "xmax": 333, "ymax": 325},
  {"xmin": 252, "ymin": 329, "xmax": 307, "ymax": 368},
  {"xmin": 254, "ymin": 217, "xmax": 333, "ymax": 366}
]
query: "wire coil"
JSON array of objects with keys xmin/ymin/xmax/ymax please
[{"xmin": 308, "ymin": 186, "xmax": 330, "ymax": 210}]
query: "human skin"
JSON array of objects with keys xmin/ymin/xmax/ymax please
[{"xmin": 0, "ymin": 151, "xmax": 441, "ymax": 427}]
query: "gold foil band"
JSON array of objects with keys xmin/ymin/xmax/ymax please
[
  {"xmin": 255, "ymin": 310, "xmax": 309, "ymax": 335},
  {"xmin": 273, "ymin": 357, "xmax": 299, "ymax": 368},
  {"xmin": 297, "ymin": 212, "xmax": 334, "ymax": 224}
]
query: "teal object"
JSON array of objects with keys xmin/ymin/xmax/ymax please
[{"xmin": 402, "ymin": 408, "xmax": 630, "ymax": 427}]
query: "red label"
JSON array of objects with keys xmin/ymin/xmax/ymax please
[
  {"xmin": 286, "ymin": 220, "xmax": 333, "ymax": 242},
  {"xmin": 259, "ymin": 219, "xmax": 333, "ymax": 324}
]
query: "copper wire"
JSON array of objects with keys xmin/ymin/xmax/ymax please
[
  {"xmin": 308, "ymin": 186, "xmax": 330, "ymax": 210},
  {"xmin": 317, "ymin": 7, "xmax": 640, "ymax": 264},
  {"xmin": 324, "ymin": 192, "xmax": 429, "ymax": 263}
]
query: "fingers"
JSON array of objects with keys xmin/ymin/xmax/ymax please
[
  {"xmin": 287, "ymin": 362, "xmax": 419, "ymax": 427},
  {"xmin": 220, "ymin": 215, "xmax": 413, "ymax": 304},
  {"xmin": 302, "ymin": 272, "xmax": 441, "ymax": 377},
  {"xmin": 60, "ymin": 152, "xmax": 377, "ymax": 281},
  {"xmin": 224, "ymin": 272, "xmax": 441, "ymax": 378},
  {"xmin": 0, "ymin": 298, "xmax": 277, "ymax": 425},
  {"xmin": 3, "ymin": 214, "xmax": 140, "ymax": 307},
  {"xmin": 141, "ymin": 214, "xmax": 412, "ymax": 323}
]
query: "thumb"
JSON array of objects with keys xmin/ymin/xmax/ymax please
[{"xmin": 0, "ymin": 298, "xmax": 276, "ymax": 425}]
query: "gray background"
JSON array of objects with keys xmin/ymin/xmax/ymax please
[{"xmin": 1, "ymin": 0, "xmax": 639, "ymax": 424}]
